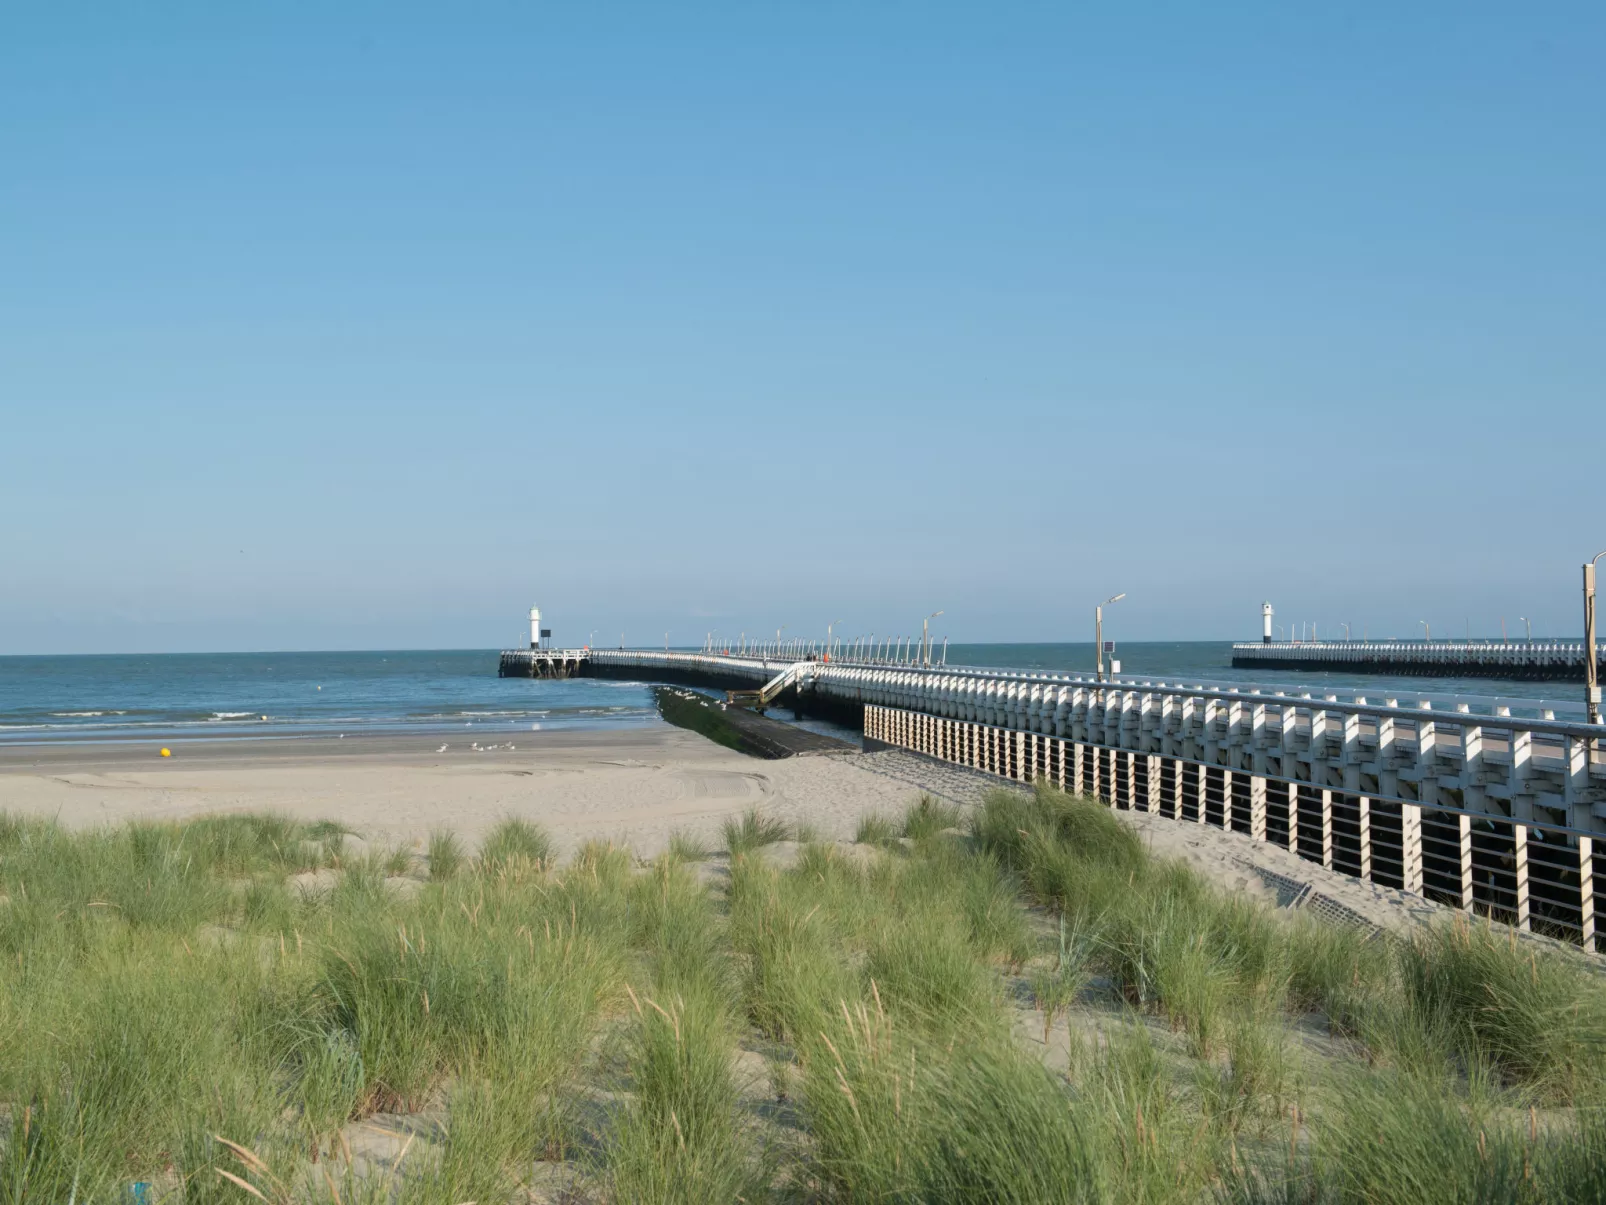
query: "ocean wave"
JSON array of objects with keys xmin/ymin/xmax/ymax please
[
  {"xmin": 50, "ymin": 710, "xmax": 130, "ymax": 717},
  {"xmin": 208, "ymin": 712, "xmax": 261, "ymax": 721}
]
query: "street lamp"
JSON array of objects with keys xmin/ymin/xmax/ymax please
[
  {"xmin": 922, "ymin": 611, "xmax": 943, "ymax": 666},
  {"xmin": 826, "ymin": 619, "xmax": 843, "ymax": 662},
  {"xmin": 1585, "ymin": 550, "xmax": 1605, "ymax": 726},
  {"xmin": 1520, "ymin": 617, "xmax": 1532, "ymax": 641},
  {"xmin": 1096, "ymin": 593, "xmax": 1126, "ymax": 682},
  {"xmin": 588, "ymin": 630, "xmax": 597, "ymax": 650},
  {"xmin": 1419, "ymin": 621, "xmax": 1430, "ymax": 641}
]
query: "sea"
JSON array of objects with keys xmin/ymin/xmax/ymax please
[{"xmin": 0, "ymin": 643, "xmax": 1590, "ymax": 747}]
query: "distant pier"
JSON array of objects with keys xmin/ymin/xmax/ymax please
[
  {"xmin": 1231, "ymin": 640, "xmax": 1600, "ymax": 682},
  {"xmin": 498, "ymin": 649, "xmax": 590, "ymax": 679}
]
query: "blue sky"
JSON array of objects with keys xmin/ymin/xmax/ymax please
[{"xmin": 3, "ymin": 3, "xmax": 1602, "ymax": 653}]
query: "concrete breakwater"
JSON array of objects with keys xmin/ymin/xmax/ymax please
[
  {"xmin": 500, "ymin": 647, "xmax": 1606, "ymax": 951},
  {"xmin": 1232, "ymin": 639, "xmax": 1600, "ymax": 681}
]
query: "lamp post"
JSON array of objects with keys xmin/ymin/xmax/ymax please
[
  {"xmin": 1520, "ymin": 617, "xmax": 1532, "ymax": 641},
  {"xmin": 826, "ymin": 619, "xmax": 843, "ymax": 663},
  {"xmin": 1585, "ymin": 550, "xmax": 1605, "ymax": 726},
  {"xmin": 776, "ymin": 626, "xmax": 787, "ymax": 659},
  {"xmin": 1419, "ymin": 621, "xmax": 1430, "ymax": 641},
  {"xmin": 922, "ymin": 611, "xmax": 944, "ymax": 666},
  {"xmin": 1096, "ymin": 593, "xmax": 1126, "ymax": 682}
]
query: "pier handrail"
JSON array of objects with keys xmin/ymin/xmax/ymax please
[{"xmin": 575, "ymin": 648, "xmax": 1606, "ymax": 738}]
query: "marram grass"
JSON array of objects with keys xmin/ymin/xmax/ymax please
[{"xmin": 3, "ymin": 790, "xmax": 1605, "ymax": 1203}]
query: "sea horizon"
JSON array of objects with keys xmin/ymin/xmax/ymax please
[{"xmin": 2, "ymin": 642, "xmax": 1593, "ymax": 746}]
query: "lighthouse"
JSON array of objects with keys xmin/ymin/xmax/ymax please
[
  {"xmin": 1262, "ymin": 602, "xmax": 1274, "ymax": 645},
  {"xmin": 530, "ymin": 606, "xmax": 543, "ymax": 650}
]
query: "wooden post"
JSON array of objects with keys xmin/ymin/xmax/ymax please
[
  {"xmin": 1249, "ymin": 775, "xmax": 1267, "ymax": 842},
  {"xmin": 1458, "ymin": 813, "xmax": 1475, "ymax": 910},
  {"xmin": 1146, "ymin": 754, "xmax": 1162, "ymax": 814},
  {"xmin": 1170, "ymin": 758, "xmax": 1184, "ymax": 819},
  {"xmin": 1514, "ymin": 824, "xmax": 1531, "ymax": 931},
  {"xmin": 1220, "ymin": 768, "xmax": 1233, "ymax": 830},
  {"xmin": 1581, "ymin": 836, "xmax": 1595, "ymax": 955},
  {"xmin": 1401, "ymin": 803, "xmax": 1423, "ymax": 895},
  {"xmin": 1196, "ymin": 763, "xmax": 1208, "ymax": 824},
  {"xmin": 1072, "ymin": 742, "xmax": 1085, "ymax": 795},
  {"xmin": 1320, "ymin": 788, "xmax": 1334, "ymax": 869}
]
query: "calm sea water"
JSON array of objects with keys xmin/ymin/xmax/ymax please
[
  {"xmin": 0, "ymin": 643, "xmax": 1589, "ymax": 746},
  {"xmin": 0, "ymin": 650, "xmax": 654, "ymax": 745}
]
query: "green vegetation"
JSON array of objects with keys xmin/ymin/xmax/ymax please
[{"xmin": 2, "ymin": 789, "xmax": 1604, "ymax": 1202}]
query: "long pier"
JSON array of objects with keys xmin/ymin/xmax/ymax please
[
  {"xmin": 1232, "ymin": 639, "xmax": 1600, "ymax": 681},
  {"xmin": 500, "ymin": 646, "xmax": 1606, "ymax": 951}
]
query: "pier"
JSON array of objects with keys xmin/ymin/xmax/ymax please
[
  {"xmin": 1232, "ymin": 639, "xmax": 1601, "ymax": 681},
  {"xmin": 500, "ymin": 645, "xmax": 1606, "ymax": 951}
]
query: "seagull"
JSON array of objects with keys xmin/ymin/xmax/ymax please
[{"xmin": 437, "ymin": 744, "xmax": 448, "ymax": 752}]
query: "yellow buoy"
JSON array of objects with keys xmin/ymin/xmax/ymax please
[{"xmin": 160, "ymin": 748, "xmax": 171, "ymax": 757}]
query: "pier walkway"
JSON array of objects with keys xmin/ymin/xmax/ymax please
[{"xmin": 500, "ymin": 647, "xmax": 1606, "ymax": 951}]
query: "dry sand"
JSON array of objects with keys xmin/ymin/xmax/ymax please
[{"xmin": 0, "ymin": 724, "xmax": 919, "ymax": 859}]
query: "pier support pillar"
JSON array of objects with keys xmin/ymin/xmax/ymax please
[
  {"xmin": 1287, "ymin": 784, "xmax": 1300, "ymax": 856},
  {"xmin": 1358, "ymin": 797, "xmax": 1372, "ymax": 882},
  {"xmin": 1514, "ymin": 824, "xmax": 1531, "ymax": 931},
  {"xmin": 1170, "ymin": 758, "xmax": 1184, "ymax": 819},
  {"xmin": 1580, "ymin": 837, "xmax": 1596, "ymax": 955},
  {"xmin": 1248, "ymin": 775, "xmax": 1267, "ymax": 842},
  {"xmin": 1195, "ymin": 764, "xmax": 1208, "ymax": 824},
  {"xmin": 1072, "ymin": 742, "xmax": 1085, "ymax": 795},
  {"xmin": 1458, "ymin": 814, "xmax": 1475, "ymax": 910},
  {"xmin": 1320, "ymin": 789, "xmax": 1334, "ymax": 869},
  {"xmin": 1401, "ymin": 804, "xmax": 1424, "ymax": 895},
  {"xmin": 1146, "ymin": 755, "xmax": 1161, "ymax": 814}
]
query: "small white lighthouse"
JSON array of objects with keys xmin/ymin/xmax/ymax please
[
  {"xmin": 530, "ymin": 606, "xmax": 543, "ymax": 650},
  {"xmin": 1262, "ymin": 601, "xmax": 1274, "ymax": 645}
]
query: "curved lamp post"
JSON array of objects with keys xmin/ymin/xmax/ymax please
[
  {"xmin": 1096, "ymin": 593, "xmax": 1126, "ymax": 682},
  {"xmin": 922, "ymin": 611, "xmax": 943, "ymax": 666}
]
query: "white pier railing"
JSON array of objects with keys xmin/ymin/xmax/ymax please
[{"xmin": 509, "ymin": 649, "xmax": 1606, "ymax": 949}]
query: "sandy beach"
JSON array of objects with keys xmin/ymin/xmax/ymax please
[{"xmin": 0, "ymin": 723, "xmax": 923, "ymax": 859}]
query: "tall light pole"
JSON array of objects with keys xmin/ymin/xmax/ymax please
[
  {"xmin": 826, "ymin": 619, "xmax": 843, "ymax": 662},
  {"xmin": 1096, "ymin": 593, "xmax": 1126, "ymax": 682},
  {"xmin": 776, "ymin": 626, "xmax": 787, "ymax": 659},
  {"xmin": 922, "ymin": 610, "xmax": 943, "ymax": 666},
  {"xmin": 1520, "ymin": 617, "xmax": 1532, "ymax": 641},
  {"xmin": 1585, "ymin": 550, "xmax": 1605, "ymax": 726},
  {"xmin": 1419, "ymin": 620, "xmax": 1430, "ymax": 641}
]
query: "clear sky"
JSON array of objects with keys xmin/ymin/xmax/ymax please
[{"xmin": 3, "ymin": 3, "xmax": 1602, "ymax": 654}]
